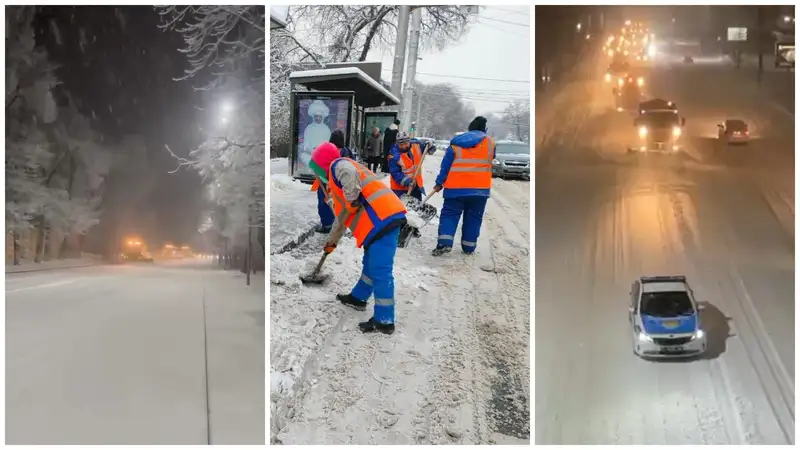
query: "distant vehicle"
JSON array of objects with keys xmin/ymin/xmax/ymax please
[
  {"xmin": 717, "ymin": 119, "xmax": 749, "ymax": 145},
  {"xmin": 605, "ymin": 60, "xmax": 631, "ymax": 84},
  {"xmin": 628, "ymin": 98, "xmax": 685, "ymax": 152},
  {"xmin": 629, "ymin": 275, "xmax": 707, "ymax": 359},
  {"xmin": 491, "ymin": 140, "xmax": 530, "ymax": 180},
  {"xmin": 613, "ymin": 82, "xmax": 644, "ymax": 112},
  {"xmin": 121, "ymin": 238, "xmax": 154, "ymax": 262}
]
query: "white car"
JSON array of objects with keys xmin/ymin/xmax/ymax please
[
  {"xmin": 717, "ymin": 119, "xmax": 750, "ymax": 145},
  {"xmin": 629, "ymin": 275, "xmax": 707, "ymax": 359}
]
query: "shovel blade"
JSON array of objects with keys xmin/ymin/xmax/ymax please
[{"xmin": 299, "ymin": 272, "xmax": 330, "ymax": 285}]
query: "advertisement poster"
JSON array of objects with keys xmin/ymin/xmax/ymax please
[
  {"xmin": 361, "ymin": 112, "xmax": 397, "ymax": 149},
  {"xmin": 293, "ymin": 94, "xmax": 353, "ymax": 178},
  {"xmin": 776, "ymin": 43, "xmax": 795, "ymax": 68}
]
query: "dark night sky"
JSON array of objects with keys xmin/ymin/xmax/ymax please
[{"xmin": 32, "ymin": 6, "xmax": 207, "ymax": 247}]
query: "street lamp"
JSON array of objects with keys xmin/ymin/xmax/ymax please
[{"xmin": 576, "ymin": 22, "xmax": 582, "ymax": 31}]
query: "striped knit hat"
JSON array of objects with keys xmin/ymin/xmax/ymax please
[{"xmin": 309, "ymin": 142, "xmax": 340, "ymax": 183}]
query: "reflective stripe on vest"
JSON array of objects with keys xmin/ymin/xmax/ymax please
[
  {"xmin": 443, "ymin": 137, "xmax": 494, "ymax": 190},
  {"xmin": 326, "ymin": 159, "xmax": 407, "ymax": 247},
  {"xmin": 390, "ymin": 144, "xmax": 424, "ymax": 191}
]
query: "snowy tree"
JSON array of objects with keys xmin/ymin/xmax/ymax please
[
  {"xmin": 289, "ymin": 6, "xmax": 477, "ymax": 62},
  {"xmin": 155, "ymin": 6, "xmax": 265, "ymax": 88},
  {"xmin": 409, "ymin": 83, "xmax": 477, "ymax": 138},
  {"xmin": 268, "ymin": 6, "xmax": 477, "ymax": 149},
  {"xmin": 158, "ymin": 6, "xmax": 266, "ymax": 260},
  {"xmin": 6, "ymin": 6, "xmax": 62, "ymax": 262},
  {"xmin": 502, "ymin": 99, "xmax": 531, "ymax": 143}
]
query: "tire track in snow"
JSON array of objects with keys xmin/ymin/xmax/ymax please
[{"xmin": 664, "ymin": 176, "xmax": 792, "ymax": 443}]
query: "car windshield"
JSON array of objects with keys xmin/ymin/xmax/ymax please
[
  {"xmin": 496, "ymin": 143, "xmax": 529, "ymax": 155},
  {"xmin": 640, "ymin": 291, "xmax": 695, "ymax": 317},
  {"xmin": 640, "ymin": 112, "xmax": 680, "ymax": 128}
]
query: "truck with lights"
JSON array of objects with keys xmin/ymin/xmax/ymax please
[{"xmin": 628, "ymin": 98, "xmax": 686, "ymax": 153}]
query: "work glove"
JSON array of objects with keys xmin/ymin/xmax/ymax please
[
  {"xmin": 350, "ymin": 198, "xmax": 363, "ymax": 209},
  {"xmin": 433, "ymin": 184, "xmax": 443, "ymax": 193},
  {"xmin": 323, "ymin": 242, "xmax": 337, "ymax": 254}
]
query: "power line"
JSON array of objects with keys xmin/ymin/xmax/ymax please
[
  {"xmin": 380, "ymin": 68, "xmax": 530, "ymax": 84},
  {"xmin": 474, "ymin": 20, "xmax": 530, "ymax": 39},
  {"xmin": 479, "ymin": 15, "xmax": 530, "ymax": 28},
  {"xmin": 491, "ymin": 6, "xmax": 530, "ymax": 16}
]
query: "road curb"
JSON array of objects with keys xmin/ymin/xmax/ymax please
[
  {"xmin": 6, "ymin": 262, "xmax": 105, "ymax": 275},
  {"xmin": 271, "ymin": 226, "xmax": 318, "ymax": 256}
]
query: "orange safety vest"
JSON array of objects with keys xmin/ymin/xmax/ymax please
[
  {"xmin": 326, "ymin": 158, "xmax": 407, "ymax": 248},
  {"xmin": 443, "ymin": 137, "xmax": 494, "ymax": 190},
  {"xmin": 389, "ymin": 143, "xmax": 424, "ymax": 191},
  {"xmin": 310, "ymin": 178, "xmax": 320, "ymax": 192}
]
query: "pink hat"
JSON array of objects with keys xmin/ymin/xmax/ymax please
[{"xmin": 310, "ymin": 142, "xmax": 340, "ymax": 179}]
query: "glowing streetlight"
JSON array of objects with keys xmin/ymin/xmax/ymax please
[{"xmin": 576, "ymin": 22, "xmax": 582, "ymax": 31}]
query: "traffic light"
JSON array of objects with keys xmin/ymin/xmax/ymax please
[{"xmin": 410, "ymin": 121, "xmax": 416, "ymax": 136}]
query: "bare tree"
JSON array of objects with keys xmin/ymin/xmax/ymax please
[
  {"xmin": 289, "ymin": 6, "xmax": 476, "ymax": 62},
  {"xmin": 155, "ymin": 6, "xmax": 266, "ymax": 89}
]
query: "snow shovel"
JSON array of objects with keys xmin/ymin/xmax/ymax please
[
  {"xmin": 399, "ymin": 142, "xmax": 437, "ymax": 222},
  {"xmin": 398, "ymin": 190, "xmax": 439, "ymax": 249},
  {"xmin": 299, "ymin": 219, "xmax": 349, "ymax": 285}
]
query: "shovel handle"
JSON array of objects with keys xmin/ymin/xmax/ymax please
[{"xmin": 406, "ymin": 142, "xmax": 431, "ymax": 194}]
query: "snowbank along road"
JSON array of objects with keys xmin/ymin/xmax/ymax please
[
  {"xmin": 536, "ymin": 46, "xmax": 794, "ymax": 444},
  {"xmin": 6, "ymin": 260, "xmax": 265, "ymax": 445},
  {"xmin": 271, "ymin": 151, "xmax": 531, "ymax": 444}
]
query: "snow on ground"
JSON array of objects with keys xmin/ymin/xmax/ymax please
[
  {"xmin": 270, "ymin": 158, "xmax": 318, "ymax": 254},
  {"xmin": 270, "ymin": 152, "xmax": 531, "ymax": 444},
  {"xmin": 6, "ymin": 252, "xmax": 105, "ymax": 274},
  {"xmin": 6, "ymin": 261, "xmax": 264, "ymax": 444},
  {"xmin": 536, "ymin": 45, "xmax": 793, "ymax": 445}
]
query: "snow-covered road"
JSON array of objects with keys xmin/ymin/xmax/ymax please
[
  {"xmin": 271, "ymin": 151, "xmax": 531, "ymax": 444},
  {"xmin": 535, "ymin": 48, "xmax": 794, "ymax": 444},
  {"xmin": 6, "ymin": 260, "xmax": 265, "ymax": 444}
]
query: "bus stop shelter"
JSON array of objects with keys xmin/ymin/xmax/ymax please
[{"xmin": 288, "ymin": 66, "xmax": 400, "ymax": 181}]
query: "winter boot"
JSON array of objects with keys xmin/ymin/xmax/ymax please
[
  {"xmin": 431, "ymin": 245, "xmax": 452, "ymax": 257},
  {"xmin": 358, "ymin": 317, "xmax": 395, "ymax": 335},
  {"xmin": 315, "ymin": 224, "xmax": 332, "ymax": 234},
  {"xmin": 337, "ymin": 293, "xmax": 367, "ymax": 311}
]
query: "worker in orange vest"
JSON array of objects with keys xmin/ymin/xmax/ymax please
[
  {"xmin": 310, "ymin": 131, "xmax": 354, "ymax": 233},
  {"xmin": 431, "ymin": 116, "xmax": 496, "ymax": 256},
  {"xmin": 388, "ymin": 132, "xmax": 433, "ymax": 201},
  {"xmin": 309, "ymin": 142, "xmax": 408, "ymax": 334}
]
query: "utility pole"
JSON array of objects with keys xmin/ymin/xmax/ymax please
[
  {"xmin": 401, "ymin": 7, "xmax": 422, "ymax": 133},
  {"xmin": 391, "ymin": 6, "xmax": 410, "ymax": 100},
  {"xmin": 415, "ymin": 84, "xmax": 423, "ymax": 137},
  {"xmin": 757, "ymin": 5, "xmax": 764, "ymax": 85}
]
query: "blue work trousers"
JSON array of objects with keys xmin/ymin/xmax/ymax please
[
  {"xmin": 350, "ymin": 227, "xmax": 400, "ymax": 325},
  {"xmin": 437, "ymin": 196, "xmax": 488, "ymax": 253},
  {"xmin": 317, "ymin": 188, "xmax": 335, "ymax": 228}
]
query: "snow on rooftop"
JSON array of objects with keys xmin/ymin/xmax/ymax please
[{"xmin": 289, "ymin": 67, "xmax": 400, "ymax": 105}]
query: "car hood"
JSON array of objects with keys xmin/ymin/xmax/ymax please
[
  {"xmin": 495, "ymin": 153, "xmax": 530, "ymax": 163},
  {"xmin": 641, "ymin": 313, "xmax": 697, "ymax": 334}
]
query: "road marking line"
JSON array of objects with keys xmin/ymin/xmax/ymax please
[{"xmin": 6, "ymin": 279, "xmax": 78, "ymax": 294}]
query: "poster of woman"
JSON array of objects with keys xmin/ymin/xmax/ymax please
[{"xmin": 294, "ymin": 96, "xmax": 352, "ymax": 177}]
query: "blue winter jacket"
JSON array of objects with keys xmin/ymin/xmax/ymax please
[
  {"xmin": 339, "ymin": 146, "xmax": 355, "ymax": 159},
  {"xmin": 435, "ymin": 131, "xmax": 496, "ymax": 199},
  {"xmin": 388, "ymin": 141, "xmax": 429, "ymax": 192}
]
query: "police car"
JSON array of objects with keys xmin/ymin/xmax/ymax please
[{"xmin": 628, "ymin": 275, "xmax": 707, "ymax": 358}]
